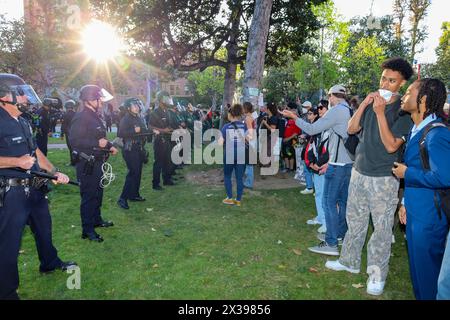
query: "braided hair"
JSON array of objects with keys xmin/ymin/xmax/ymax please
[{"xmin": 416, "ymin": 78, "xmax": 447, "ymax": 122}]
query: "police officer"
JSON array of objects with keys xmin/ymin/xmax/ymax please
[
  {"xmin": 149, "ymin": 91, "xmax": 176, "ymax": 190},
  {"xmin": 0, "ymin": 73, "xmax": 76, "ymax": 300},
  {"xmin": 70, "ymin": 85, "xmax": 118, "ymax": 242},
  {"xmin": 61, "ymin": 99, "xmax": 77, "ymax": 165},
  {"xmin": 117, "ymin": 98, "xmax": 148, "ymax": 209},
  {"xmin": 35, "ymin": 98, "xmax": 52, "ymax": 156}
]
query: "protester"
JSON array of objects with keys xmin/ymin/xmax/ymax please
[
  {"xmin": 218, "ymin": 104, "xmax": 248, "ymax": 206},
  {"xmin": 260, "ymin": 102, "xmax": 279, "ymax": 162},
  {"xmin": 392, "ymin": 78, "xmax": 450, "ymax": 300},
  {"xmin": 282, "ymin": 85, "xmax": 353, "ymax": 256},
  {"xmin": 305, "ymin": 103, "xmax": 330, "ymax": 233},
  {"xmin": 243, "ymin": 102, "xmax": 256, "ymax": 189},
  {"xmin": 281, "ymin": 102, "xmax": 301, "ymax": 173}
]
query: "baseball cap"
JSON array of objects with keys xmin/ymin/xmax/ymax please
[
  {"xmin": 301, "ymin": 101, "xmax": 312, "ymax": 108},
  {"xmin": 328, "ymin": 85, "xmax": 347, "ymax": 95}
]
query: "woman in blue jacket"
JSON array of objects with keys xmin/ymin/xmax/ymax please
[{"xmin": 393, "ymin": 78, "xmax": 450, "ymax": 300}]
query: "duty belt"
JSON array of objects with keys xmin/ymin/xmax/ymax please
[{"xmin": 6, "ymin": 178, "xmax": 33, "ymax": 187}]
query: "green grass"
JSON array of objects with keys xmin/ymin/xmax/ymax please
[{"xmin": 17, "ymin": 146, "xmax": 414, "ymax": 300}]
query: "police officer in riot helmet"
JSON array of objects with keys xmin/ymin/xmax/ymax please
[
  {"xmin": 69, "ymin": 85, "xmax": 118, "ymax": 242},
  {"xmin": 148, "ymin": 91, "xmax": 176, "ymax": 190},
  {"xmin": 117, "ymin": 98, "xmax": 149, "ymax": 209},
  {"xmin": 61, "ymin": 99, "xmax": 77, "ymax": 165},
  {"xmin": 0, "ymin": 73, "xmax": 76, "ymax": 300},
  {"xmin": 35, "ymin": 97, "xmax": 54, "ymax": 156}
]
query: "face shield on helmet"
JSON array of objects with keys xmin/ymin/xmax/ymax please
[
  {"xmin": 99, "ymin": 88, "xmax": 114, "ymax": 102},
  {"xmin": 10, "ymin": 85, "xmax": 42, "ymax": 105},
  {"xmin": 79, "ymin": 85, "xmax": 114, "ymax": 103},
  {"xmin": 0, "ymin": 74, "xmax": 42, "ymax": 113},
  {"xmin": 161, "ymin": 95, "xmax": 173, "ymax": 106}
]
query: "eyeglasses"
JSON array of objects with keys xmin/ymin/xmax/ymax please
[
  {"xmin": 307, "ymin": 112, "xmax": 314, "ymax": 115},
  {"xmin": 318, "ymin": 106, "xmax": 327, "ymax": 110}
]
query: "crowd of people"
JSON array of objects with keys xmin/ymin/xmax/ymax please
[
  {"xmin": 0, "ymin": 55, "xmax": 449, "ymax": 300},
  {"xmin": 218, "ymin": 57, "xmax": 449, "ymax": 300}
]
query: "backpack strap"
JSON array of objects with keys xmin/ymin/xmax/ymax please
[
  {"xmin": 418, "ymin": 121, "xmax": 450, "ymax": 220},
  {"xmin": 419, "ymin": 122, "xmax": 448, "ymax": 170}
]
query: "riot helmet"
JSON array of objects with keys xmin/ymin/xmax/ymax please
[
  {"xmin": 123, "ymin": 97, "xmax": 144, "ymax": 113},
  {"xmin": 79, "ymin": 85, "xmax": 113, "ymax": 102},
  {"xmin": 0, "ymin": 73, "xmax": 42, "ymax": 112},
  {"xmin": 64, "ymin": 99, "xmax": 76, "ymax": 110},
  {"xmin": 79, "ymin": 84, "xmax": 113, "ymax": 111},
  {"xmin": 155, "ymin": 90, "xmax": 173, "ymax": 108}
]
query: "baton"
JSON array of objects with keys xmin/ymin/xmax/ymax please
[{"xmin": 12, "ymin": 168, "xmax": 80, "ymax": 187}]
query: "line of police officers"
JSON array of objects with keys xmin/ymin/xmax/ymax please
[{"xmin": 0, "ymin": 72, "xmax": 197, "ymax": 299}]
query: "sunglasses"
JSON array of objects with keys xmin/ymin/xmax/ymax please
[{"xmin": 318, "ymin": 106, "xmax": 327, "ymax": 110}]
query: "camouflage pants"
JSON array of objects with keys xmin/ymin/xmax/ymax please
[{"xmin": 339, "ymin": 169, "xmax": 400, "ymax": 282}]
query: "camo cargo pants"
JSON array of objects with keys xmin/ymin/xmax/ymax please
[{"xmin": 339, "ymin": 169, "xmax": 400, "ymax": 282}]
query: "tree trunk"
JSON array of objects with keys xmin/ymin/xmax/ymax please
[
  {"xmin": 242, "ymin": 0, "xmax": 273, "ymax": 110},
  {"xmin": 220, "ymin": 2, "xmax": 242, "ymax": 129}
]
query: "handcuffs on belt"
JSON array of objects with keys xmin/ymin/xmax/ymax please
[{"xmin": 0, "ymin": 176, "xmax": 49, "ymax": 207}]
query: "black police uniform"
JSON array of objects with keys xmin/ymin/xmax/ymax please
[
  {"xmin": 70, "ymin": 107, "xmax": 112, "ymax": 239},
  {"xmin": 61, "ymin": 108, "xmax": 76, "ymax": 165},
  {"xmin": 149, "ymin": 107, "xmax": 173, "ymax": 188},
  {"xmin": 36, "ymin": 107, "xmax": 50, "ymax": 156},
  {"xmin": 0, "ymin": 108, "xmax": 65, "ymax": 299},
  {"xmin": 118, "ymin": 112, "xmax": 148, "ymax": 201}
]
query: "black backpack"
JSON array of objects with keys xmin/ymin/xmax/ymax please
[
  {"xmin": 419, "ymin": 121, "xmax": 450, "ymax": 225},
  {"xmin": 334, "ymin": 105, "xmax": 358, "ymax": 159}
]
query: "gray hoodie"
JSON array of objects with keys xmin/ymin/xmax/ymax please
[{"xmin": 294, "ymin": 101, "xmax": 353, "ymax": 165}]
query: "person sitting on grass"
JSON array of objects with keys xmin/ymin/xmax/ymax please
[{"xmin": 218, "ymin": 104, "xmax": 249, "ymax": 206}]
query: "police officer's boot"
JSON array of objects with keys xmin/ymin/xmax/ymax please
[{"xmin": 117, "ymin": 198, "xmax": 129, "ymax": 210}]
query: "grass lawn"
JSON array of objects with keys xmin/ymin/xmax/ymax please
[{"xmin": 17, "ymin": 145, "xmax": 414, "ymax": 300}]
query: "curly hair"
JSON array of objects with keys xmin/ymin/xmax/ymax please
[
  {"xmin": 381, "ymin": 57, "xmax": 414, "ymax": 81},
  {"xmin": 416, "ymin": 78, "xmax": 447, "ymax": 121}
]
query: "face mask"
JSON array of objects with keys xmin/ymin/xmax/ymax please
[
  {"xmin": 378, "ymin": 89, "xmax": 393, "ymax": 102},
  {"xmin": 302, "ymin": 108, "xmax": 308, "ymax": 114}
]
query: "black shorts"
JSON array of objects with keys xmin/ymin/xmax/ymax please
[{"xmin": 282, "ymin": 141, "xmax": 295, "ymax": 159}]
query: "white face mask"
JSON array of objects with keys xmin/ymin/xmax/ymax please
[
  {"xmin": 378, "ymin": 89, "xmax": 393, "ymax": 102},
  {"xmin": 302, "ymin": 108, "xmax": 308, "ymax": 114}
]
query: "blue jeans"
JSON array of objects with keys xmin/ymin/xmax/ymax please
[
  {"xmin": 244, "ymin": 165, "xmax": 254, "ymax": 188},
  {"xmin": 224, "ymin": 163, "xmax": 246, "ymax": 201},
  {"xmin": 323, "ymin": 164, "xmax": 352, "ymax": 246},
  {"xmin": 303, "ymin": 162, "xmax": 313, "ymax": 189},
  {"xmin": 438, "ymin": 233, "xmax": 450, "ymax": 300},
  {"xmin": 312, "ymin": 173, "xmax": 326, "ymax": 225}
]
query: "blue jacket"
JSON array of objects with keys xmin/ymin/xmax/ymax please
[{"xmin": 404, "ymin": 119, "xmax": 450, "ymax": 225}]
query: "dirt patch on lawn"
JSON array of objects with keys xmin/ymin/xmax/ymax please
[{"xmin": 186, "ymin": 166, "xmax": 305, "ymax": 190}]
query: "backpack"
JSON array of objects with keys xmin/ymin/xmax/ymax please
[
  {"xmin": 419, "ymin": 121, "xmax": 450, "ymax": 225},
  {"xmin": 278, "ymin": 116, "xmax": 287, "ymax": 138},
  {"xmin": 304, "ymin": 134, "xmax": 329, "ymax": 173},
  {"xmin": 341, "ymin": 106, "xmax": 359, "ymax": 157}
]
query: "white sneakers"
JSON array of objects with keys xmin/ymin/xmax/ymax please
[
  {"xmin": 366, "ymin": 276, "xmax": 385, "ymax": 296},
  {"xmin": 317, "ymin": 225, "xmax": 327, "ymax": 234},
  {"xmin": 306, "ymin": 218, "xmax": 321, "ymax": 225},
  {"xmin": 325, "ymin": 261, "xmax": 385, "ymax": 295},
  {"xmin": 325, "ymin": 260, "xmax": 360, "ymax": 274},
  {"xmin": 300, "ymin": 188, "xmax": 314, "ymax": 195}
]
